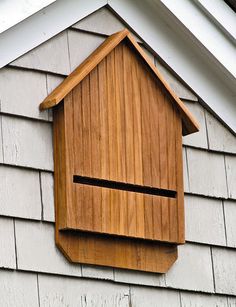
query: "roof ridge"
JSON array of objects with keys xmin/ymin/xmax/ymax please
[{"xmin": 40, "ymin": 29, "xmax": 199, "ymax": 135}]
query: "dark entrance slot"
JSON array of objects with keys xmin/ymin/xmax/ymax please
[{"xmin": 73, "ymin": 175, "xmax": 177, "ymax": 198}]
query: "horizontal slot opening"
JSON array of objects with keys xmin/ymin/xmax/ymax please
[{"xmin": 73, "ymin": 175, "xmax": 176, "ymax": 198}]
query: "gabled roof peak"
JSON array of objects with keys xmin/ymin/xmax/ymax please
[{"xmin": 40, "ymin": 29, "xmax": 199, "ymax": 135}]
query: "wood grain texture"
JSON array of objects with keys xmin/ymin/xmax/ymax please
[
  {"xmin": 70, "ymin": 184, "xmax": 177, "ymax": 242},
  {"xmin": 54, "ymin": 39, "xmax": 185, "ymax": 244},
  {"xmin": 40, "ymin": 30, "xmax": 129, "ymax": 110},
  {"xmin": 56, "ymin": 230, "xmax": 177, "ymax": 273},
  {"xmin": 40, "ymin": 30, "xmax": 199, "ymax": 136},
  {"xmin": 55, "ymin": 40, "xmax": 184, "ymax": 244},
  {"xmin": 51, "ymin": 34, "xmax": 189, "ymax": 272}
]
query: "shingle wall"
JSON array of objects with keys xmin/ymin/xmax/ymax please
[{"xmin": 0, "ymin": 6, "xmax": 235, "ymax": 306}]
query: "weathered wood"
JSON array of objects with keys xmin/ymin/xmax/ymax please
[
  {"xmin": 82, "ymin": 264, "xmax": 114, "ymax": 280},
  {"xmin": 185, "ymin": 195, "xmax": 226, "ymax": 246},
  {"xmin": 205, "ymin": 111, "xmax": 236, "ymax": 154},
  {"xmin": 0, "ymin": 166, "xmax": 41, "ymax": 220},
  {"xmin": 0, "ymin": 218, "xmax": 16, "ymax": 269},
  {"xmin": 11, "ymin": 31, "xmax": 70, "ymax": 75},
  {"xmin": 212, "ymin": 247, "xmax": 236, "ymax": 295},
  {"xmin": 38, "ymin": 273, "xmax": 129, "ymax": 307},
  {"xmin": 2, "ymin": 115, "xmax": 53, "ymax": 171},
  {"xmin": 180, "ymin": 292, "xmax": 228, "ymax": 307},
  {"xmin": 131, "ymin": 287, "xmax": 181, "ymax": 307},
  {"xmin": 224, "ymin": 200, "xmax": 236, "ymax": 248},
  {"xmin": 0, "ymin": 271, "xmax": 38, "ymax": 307},
  {"xmin": 183, "ymin": 101, "xmax": 208, "ymax": 149},
  {"xmin": 114, "ymin": 268, "xmax": 166, "ymax": 287},
  {"xmin": 187, "ymin": 148, "xmax": 228, "ymax": 198},
  {"xmin": 67, "ymin": 30, "xmax": 105, "ymax": 72},
  {"xmin": 225, "ymin": 155, "xmax": 236, "ymax": 199},
  {"xmin": 0, "ymin": 68, "xmax": 48, "ymax": 120},
  {"xmin": 40, "ymin": 172, "xmax": 55, "ymax": 222},
  {"xmin": 165, "ymin": 244, "xmax": 214, "ymax": 292},
  {"xmin": 15, "ymin": 220, "xmax": 81, "ymax": 276}
]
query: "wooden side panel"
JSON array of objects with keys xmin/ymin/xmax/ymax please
[{"xmin": 53, "ymin": 96, "xmax": 75, "ymax": 230}]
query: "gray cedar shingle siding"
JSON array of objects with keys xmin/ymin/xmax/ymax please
[
  {"xmin": 0, "ymin": 7, "xmax": 236, "ymax": 306},
  {"xmin": 0, "ymin": 271, "xmax": 39, "ymax": 307},
  {"xmin": 38, "ymin": 274, "xmax": 130, "ymax": 307},
  {"xmin": 0, "ymin": 166, "xmax": 41, "ymax": 220},
  {"xmin": 11, "ymin": 31, "xmax": 71, "ymax": 75},
  {"xmin": 0, "ymin": 217, "xmax": 16, "ymax": 269},
  {"xmin": 182, "ymin": 101, "xmax": 208, "ymax": 148},
  {"xmin": 185, "ymin": 195, "xmax": 226, "ymax": 246},
  {"xmin": 225, "ymin": 155, "xmax": 236, "ymax": 199},
  {"xmin": 0, "ymin": 67, "xmax": 49, "ymax": 121},
  {"xmin": 72, "ymin": 7, "xmax": 128, "ymax": 36},
  {"xmin": 180, "ymin": 292, "xmax": 229, "ymax": 307},
  {"xmin": 1, "ymin": 115, "xmax": 53, "ymax": 170},
  {"xmin": 15, "ymin": 220, "xmax": 82, "ymax": 277},
  {"xmin": 40, "ymin": 172, "xmax": 55, "ymax": 222},
  {"xmin": 224, "ymin": 200, "xmax": 236, "ymax": 248}
]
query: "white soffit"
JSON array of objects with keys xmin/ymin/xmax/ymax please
[
  {"xmin": 108, "ymin": 0, "xmax": 236, "ymax": 134},
  {"xmin": 0, "ymin": 0, "xmax": 107, "ymax": 69},
  {"xmin": 196, "ymin": 0, "xmax": 236, "ymax": 41},
  {"xmin": 159, "ymin": 0, "xmax": 236, "ymax": 80},
  {"xmin": 0, "ymin": 0, "xmax": 55, "ymax": 34}
]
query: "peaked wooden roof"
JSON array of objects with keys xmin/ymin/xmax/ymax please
[{"xmin": 40, "ymin": 29, "xmax": 199, "ymax": 135}]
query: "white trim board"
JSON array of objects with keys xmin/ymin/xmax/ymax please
[
  {"xmin": 196, "ymin": 0, "xmax": 236, "ymax": 41},
  {"xmin": 108, "ymin": 0, "xmax": 236, "ymax": 134},
  {"xmin": 0, "ymin": 0, "xmax": 235, "ymax": 134},
  {"xmin": 159, "ymin": 0, "xmax": 236, "ymax": 80},
  {"xmin": 0, "ymin": 0, "xmax": 56, "ymax": 34},
  {"xmin": 0, "ymin": 0, "xmax": 107, "ymax": 69}
]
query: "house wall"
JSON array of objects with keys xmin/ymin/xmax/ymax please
[{"xmin": 0, "ymin": 7, "xmax": 236, "ymax": 306}]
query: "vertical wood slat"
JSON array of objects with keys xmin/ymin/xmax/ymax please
[
  {"xmin": 175, "ymin": 111, "xmax": 185, "ymax": 243},
  {"xmin": 72, "ymin": 42, "xmax": 178, "ymax": 190},
  {"xmin": 59, "ymin": 40, "xmax": 184, "ymax": 244},
  {"xmin": 53, "ymin": 103, "xmax": 67, "ymax": 231},
  {"xmin": 131, "ymin": 49, "xmax": 144, "ymax": 238},
  {"xmin": 98, "ymin": 58, "xmax": 110, "ymax": 233},
  {"xmin": 156, "ymin": 87, "xmax": 169, "ymax": 241},
  {"xmin": 72, "ymin": 83, "xmax": 84, "ymax": 229},
  {"xmin": 63, "ymin": 93, "xmax": 75, "ymax": 228},
  {"xmin": 107, "ymin": 51, "xmax": 120, "ymax": 235},
  {"xmin": 82, "ymin": 75, "xmax": 93, "ymax": 231},
  {"xmin": 123, "ymin": 43, "xmax": 136, "ymax": 237},
  {"xmin": 114, "ymin": 44, "xmax": 128, "ymax": 234},
  {"xmin": 148, "ymin": 72, "xmax": 162, "ymax": 241},
  {"xmin": 71, "ymin": 184, "xmax": 178, "ymax": 241},
  {"xmin": 90, "ymin": 67, "xmax": 102, "ymax": 232},
  {"xmin": 140, "ymin": 63, "xmax": 154, "ymax": 240},
  {"xmin": 167, "ymin": 99, "xmax": 178, "ymax": 242}
]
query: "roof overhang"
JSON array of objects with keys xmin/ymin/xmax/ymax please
[
  {"xmin": 0, "ymin": 0, "xmax": 235, "ymax": 134},
  {"xmin": 0, "ymin": 0, "xmax": 55, "ymax": 34},
  {"xmin": 40, "ymin": 29, "xmax": 199, "ymax": 136}
]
